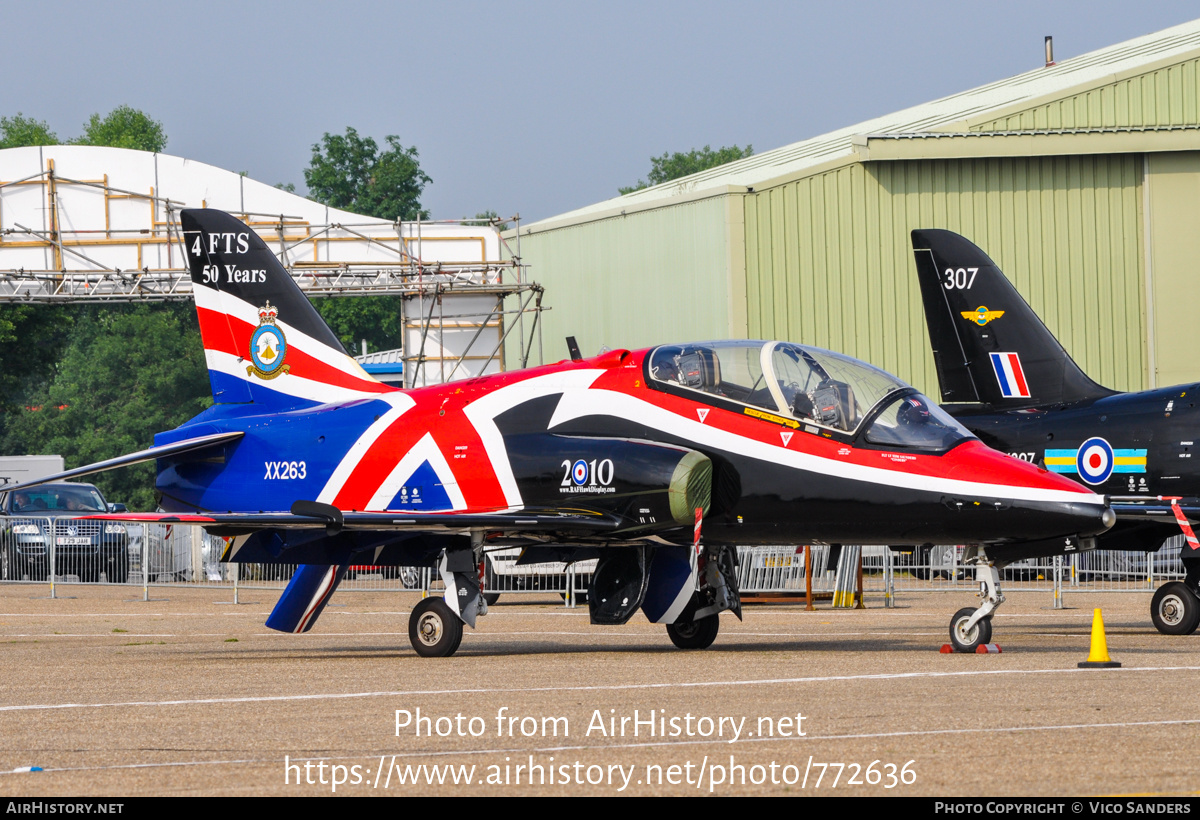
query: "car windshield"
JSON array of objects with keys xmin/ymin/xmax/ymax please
[
  {"xmin": 647, "ymin": 340, "xmax": 909, "ymax": 434},
  {"xmin": 8, "ymin": 485, "xmax": 106, "ymax": 514},
  {"xmin": 862, "ymin": 392, "xmax": 973, "ymax": 453}
]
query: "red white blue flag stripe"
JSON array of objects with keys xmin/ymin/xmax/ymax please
[{"xmin": 990, "ymin": 352, "xmax": 1031, "ymax": 399}]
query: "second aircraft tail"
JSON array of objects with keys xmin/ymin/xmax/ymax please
[{"xmin": 910, "ymin": 229, "xmax": 1116, "ymax": 408}]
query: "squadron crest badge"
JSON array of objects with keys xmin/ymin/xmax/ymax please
[{"xmin": 247, "ymin": 301, "xmax": 289, "ymax": 380}]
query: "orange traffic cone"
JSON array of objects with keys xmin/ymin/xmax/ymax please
[{"xmin": 1078, "ymin": 608, "xmax": 1121, "ymax": 668}]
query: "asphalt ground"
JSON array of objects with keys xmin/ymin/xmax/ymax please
[{"xmin": 0, "ymin": 582, "xmax": 1197, "ymax": 798}]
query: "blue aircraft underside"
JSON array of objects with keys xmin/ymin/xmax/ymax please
[{"xmin": 154, "ymin": 395, "xmax": 397, "ymax": 513}]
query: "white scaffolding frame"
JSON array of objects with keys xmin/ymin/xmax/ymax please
[{"xmin": 0, "ymin": 160, "xmax": 545, "ymax": 380}]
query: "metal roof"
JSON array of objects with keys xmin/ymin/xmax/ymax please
[{"xmin": 524, "ymin": 18, "xmax": 1200, "ymax": 233}]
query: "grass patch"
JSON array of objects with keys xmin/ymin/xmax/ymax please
[
  {"xmin": 224, "ymin": 638, "xmax": 238, "ymax": 643},
  {"xmin": 111, "ymin": 628, "xmax": 128, "ymax": 633}
]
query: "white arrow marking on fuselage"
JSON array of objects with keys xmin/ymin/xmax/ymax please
[
  {"xmin": 697, "ymin": 408, "xmax": 709, "ymax": 423},
  {"xmin": 316, "ymin": 393, "xmax": 417, "ymax": 504},
  {"xmin": 781, "ymin": 431, "xmax": 793, "ymax": 447},
  {"xmin": 462, "ymin": 369, "xmax": 606, "ymax": 507}
]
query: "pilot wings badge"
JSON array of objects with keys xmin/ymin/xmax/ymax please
[
  {"xmin": 962, "ymin": 306, "xmax": 1004, "ymax": 327},
  {"xmin": 247, "ymin": 301, "xmax": 290, "ymax": 380}
]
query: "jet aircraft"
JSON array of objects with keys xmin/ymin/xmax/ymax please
[
  {"xmin": 911, "ymin": 228, "xmax": 1200, "ymax": 635},
  {"xmin": 5, "ymin": 210, "xmax": 1115, "ymax": 655}
]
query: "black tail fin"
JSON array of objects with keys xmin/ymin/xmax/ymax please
[
  {"xmin": 910, "ymin": 229, "xmax": 1116, "ymax": 408},
  {"xmin": 181, "ymin": 208, "xmax": 391, "ymax": 408}
]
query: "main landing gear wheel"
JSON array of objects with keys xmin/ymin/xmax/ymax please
[
  {"xmin": 666, "ymin": 614, "xmax": 720, "ymax": 650},
  {"xmin": 949, "ymin": 607, "xmax": 993, "ymax": 653},
  {"xmin": 409, "ymin": 598, "xmax": 464, "ymax": 657},
  {"xmin": 1150, "ymin": 582, "xmax": 1200, "ymax": 636}
]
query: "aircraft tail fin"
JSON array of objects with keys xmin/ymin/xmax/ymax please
[
  {"xmin": 910, "ymin": 229, "xmax": 1116, "ymax": 407},
  {"xmin": 180, "ymin": 208, "xmax": 396, "ymax": 408}
]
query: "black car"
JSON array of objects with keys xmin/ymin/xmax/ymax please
[{"xmin": 0, "ymin": 483, "xmax": 129, "ymax": 582}]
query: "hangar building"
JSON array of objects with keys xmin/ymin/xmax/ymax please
[{"xmin": 510, "ymin": 19, "xmax": 1200, "ymax": 395}]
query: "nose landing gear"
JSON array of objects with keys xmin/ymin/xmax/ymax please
[{"xmin": 947, "ymin": 554, "xmax": 1004, "ymax": 652}]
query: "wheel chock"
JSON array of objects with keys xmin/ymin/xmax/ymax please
[
  {"xmin": 1078, "ymin": 608, "xmax": 1121, "ymax": 668},
  {"xmin": 940, "ymin": 643, "xmax": 1001, "ymax": 654}
]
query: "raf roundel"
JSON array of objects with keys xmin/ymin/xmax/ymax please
[
  {"xmin": 572, "ymin": 459, "xmax": 589, "ymax": 486},
  {"xmin": 1076, "ymin": 437, "xmax": 1115, "ymax": 485}
]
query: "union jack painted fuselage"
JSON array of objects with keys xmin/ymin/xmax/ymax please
[{"xmin": 35, "ymin": 210, "xmax": 1116, "ymax": 654}]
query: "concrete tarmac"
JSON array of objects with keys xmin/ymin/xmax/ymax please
[{"xmin": 0, "ymin": 582, "xmax": 1197, "ymax": 797}]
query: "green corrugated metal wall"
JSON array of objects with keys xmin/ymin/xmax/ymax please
[
  {"xmin": 973, "ymin": 57, "xmax": 1200, "ymax": 130},
  {"xmin": 744, "ymin": 154, "xmax": 1146, "ymax": 395},
  {"xmin": 516, "ymin": 57, "xmax": 1199, "ymax": 387},
  {"xmin": 512, "ymin": 196, "xmax": 731, "ymax": 361}
]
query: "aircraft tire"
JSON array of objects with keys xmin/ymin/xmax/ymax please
[
  {"xmin": 666, "ymin": 614, "xmax": 719, "ymax": 650},
  {"xmin": 1150, "ymin": 582, "xmax": 1200, "ymax": 636},
  {"xmin": 949, "ymin": 607, "xmax": 992, "ymax": 653},
  {"xmin": 409, "ymin": 597, "xmax": 464, "ymax": 657},
  {"xmin": 484, "ymin": 593, "xmax": 500, "ymax": 606}
]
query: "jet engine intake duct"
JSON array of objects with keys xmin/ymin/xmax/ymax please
[
  {"xmin": 670, "ymin": 450, "xmax": 712, "ymax": 526},
  {"xmin": 505, "ymin": 434, "xmax": 712, "ymax": 527}
]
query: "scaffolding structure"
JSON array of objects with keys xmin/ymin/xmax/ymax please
[{"xmin": 0, "ymin": 154, "xmax": 545, "ymax": 384}]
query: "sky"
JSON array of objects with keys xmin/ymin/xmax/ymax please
[{"xmin": 4, "ymin": 1, "xmax": 1198, "ymax": 224}]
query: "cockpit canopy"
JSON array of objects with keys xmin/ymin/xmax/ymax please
[{"xmin": 647, "ymin": 340, "xmax": 972, "ymax": 452}]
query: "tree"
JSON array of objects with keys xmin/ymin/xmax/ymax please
[
  {"xmin": 72, "ymin": 105, "xmax": 167, "ymax": 153},
  {"xmin": 0, "ymin": 106, "xmax": 172, "ymax": 447},
  {"xmin": 0, "ymin": 305, "xmax": 73, "ymax": 446},
  {"xmin": 467, "ymin": 210, "xmax": 510, "ymax": 232},
  {"xmin": 314, "ymin": 297, "xmax": 405, "ymax": 356},
  {"xmin": 0, "ymin": 114, "xmax": 71, "ymax": 442},
  {"xmin": 304, "ymin": 127, "xmax": 431, "ymax": 220},
  {"xmin": 0, "ymin": 113, "xmax": 58, "ymax": 148},
  {"xmin": 619, "ymin": 144, "xmax": 754, "ymax": 195}
]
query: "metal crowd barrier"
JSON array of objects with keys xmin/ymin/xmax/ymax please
[
  {"xmin": 0, "ymin": 518, "xmax": 1189, "ymax": 610},
  {"xmin": 481, "ymin": 549, "xmax": 592, "ymax": 606},
  {"xmin": 736, "ymin": 545, "xmax": 822, "ymax": 593}
]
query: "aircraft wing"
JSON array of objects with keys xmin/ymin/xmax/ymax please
[
  {"xmin": 1, "ymin": 432, "xmax": 244, "ymax": 493},
  {"xmin": 1110, "ymin": 498, "xmax": 1200, "ymax": 524},
  {"xmin": 82, "ymin": 504, "xmax": 623, "ymax": 534}
]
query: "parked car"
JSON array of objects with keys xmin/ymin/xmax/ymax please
[{"xmin": 0, "ymin": 483, "xmax": 128, "ymax": 582}]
